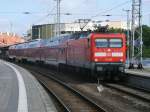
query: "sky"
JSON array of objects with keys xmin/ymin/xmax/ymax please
[{"xmin": 0, "ymin": 0, "xmax": 150, "ymax": 36}]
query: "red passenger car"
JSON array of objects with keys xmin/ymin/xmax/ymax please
[{"xmin": 8, "ymin": 32, "xmax": 126, "ymax": 80}]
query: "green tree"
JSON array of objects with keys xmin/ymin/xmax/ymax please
[
  {"xmin": 142, "ymin": 25, "xmax": 150, "ymax": 47},
  {"xmin": 108, "ymin": 27, "xmax": 125, "ymax": 33},
  {"xmin": 142, "ymin": 25, "xmax": 150, "ymax": 57}
]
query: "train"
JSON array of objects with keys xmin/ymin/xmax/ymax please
[{"xmin": 8, "ymin": 32, "xmax": 126, "ymax": 80}]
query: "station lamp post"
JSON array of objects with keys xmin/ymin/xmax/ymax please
[
  {"xmin": 123, "ymin": 9, "xmax": 131, "ymax": 66},
  {"xmin": 54, "ymin": 0, "xmax": 61, "ymax": 37}
]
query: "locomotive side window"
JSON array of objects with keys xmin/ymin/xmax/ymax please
[
  {"xmin": 95, "ymin": 39, "xmax": 108, "ymax": 48},
  {"xmin": 109, "ymin": 39, "xmax": 122, "ymax": 48}
]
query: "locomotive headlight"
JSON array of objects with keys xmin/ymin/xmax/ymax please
[
  {"xmin": 120, "ymin": 59, "xmax": 123, "ymax": 62},
  {"xmin": 95, "ymin": 58, "xmax": 98, "ymax": 62},
  {"xmin": 95, "ymin": 52, "xmax": 106, "ymax": 57},
  {"xmin": 112, "ymin": 52, "xmax": 123, "ymax": 57}
]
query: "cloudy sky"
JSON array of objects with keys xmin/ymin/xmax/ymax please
[{"xmin": 0, "ymin": 0, "xmax": 150, "ymax": 35}]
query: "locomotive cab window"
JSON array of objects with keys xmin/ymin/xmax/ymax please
[
  {"xmin": 109, "ymin": 39, "xmax": 122, "ymax": 48},
  {"xmin": 95, "ymin": 39, "xmax": 108, "ymax": 48}
]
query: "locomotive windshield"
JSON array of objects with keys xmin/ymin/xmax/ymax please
[
  {"xmin": 95, "ymin": 39, "xmax": 108, "ymax": 47},
  {"xmin": 109, "ymin": 39, "xmax": 122, "ymax": 48},
  {"xmin": 95, "ymin": 38, "xmax": 122, "ymax": 48}
]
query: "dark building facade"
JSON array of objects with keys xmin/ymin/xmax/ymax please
[{"xmin": 31, "ymin": 24, "xmax": 55, "ymax": 39}]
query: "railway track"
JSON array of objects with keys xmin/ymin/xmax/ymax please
[
  {"xmin": 29, "ymin": 69, "xmax": 107, "ymax": 112},
  {"xmin": 103, "ymin": 83, "xmax": 150, "ymax": 103},
  {"xmin": 122, "ymin": 73, "xmax": 150, "ymax": 92},
  {"xmin": 15, "ymin": 62, "xmax": 150, "ymax": 112}
]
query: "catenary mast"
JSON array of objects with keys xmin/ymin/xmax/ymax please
[
  {"xmin": 54, "ymin": 0, "xmax": 61, "ymax": 36},
  {"xmin": 130, "ymin": 0, "xmax": 143, "ymax": 69}
]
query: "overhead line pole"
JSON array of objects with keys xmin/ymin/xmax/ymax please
[
  {"xmin": 56, "ymin": 0, "xmax": 61, "ymax": 37},
  {"xmin": 123, "ymin": 9, "xmax": 131, "ymax": 66},
  {"xmin": 130, "ymin": 0, "xmax": 143, "ymax": 69}
]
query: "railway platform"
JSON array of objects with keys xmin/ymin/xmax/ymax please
[
  {"xmin": 0, "ymin": 60, "xmax": 57, "ymax": 112},
  {"xmin": 125, "ymin": 68, "xmax": 150, "ymax": 77},
  {"xmin": 125, "ymin": 68, "xmax": 150, "ymax": 91}
]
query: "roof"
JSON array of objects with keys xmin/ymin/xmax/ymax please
[{"xmin": 0, "ymin": 32, "xmax": 25, "ymax": 47}]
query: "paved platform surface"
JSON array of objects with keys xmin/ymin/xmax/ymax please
[
  {"xmin": 0, "ymin": 60, "xmax": 58, "ymax": 112},
  {"xmin": 125, "ymin": 68, "xmax": 150, "ymax": 77}
]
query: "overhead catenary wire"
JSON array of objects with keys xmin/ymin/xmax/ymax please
[
  {"xmin": 33, "ymin": 5, "xmax": 57, "ymax": 25},
  {"xmin": 91, "ymin": 0, "xmax": 131, "ymax": 18},
  {"xmin": 32, "ymin": 0, "xmax": 131, "ymax": 25},
  {"xmin": 63, "ymin": 0, "xmax": 91, "ymax": 12},
  {"xmin": 27, "ymin": 0, "xmax": 132, "ymax": 36},
  {"xmin": 81, "ymin": 0, "xmax": 131, "ymax": 30}
]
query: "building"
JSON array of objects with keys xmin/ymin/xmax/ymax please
[
  {"xmin": 101, "ymin": 21, "xmax": 127, "ymax": 29},
  {"xmin": 31, "ymin": 24, "xmax": 55, "ymax": 40},
  {"xmin": 29, "ymin": 20, "xmax": 127, "ymax": 39}
]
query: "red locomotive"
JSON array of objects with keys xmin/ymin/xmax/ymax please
[{"xmin": 8, "ymin": 32, "xmax": 126, "ymax": 80}]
